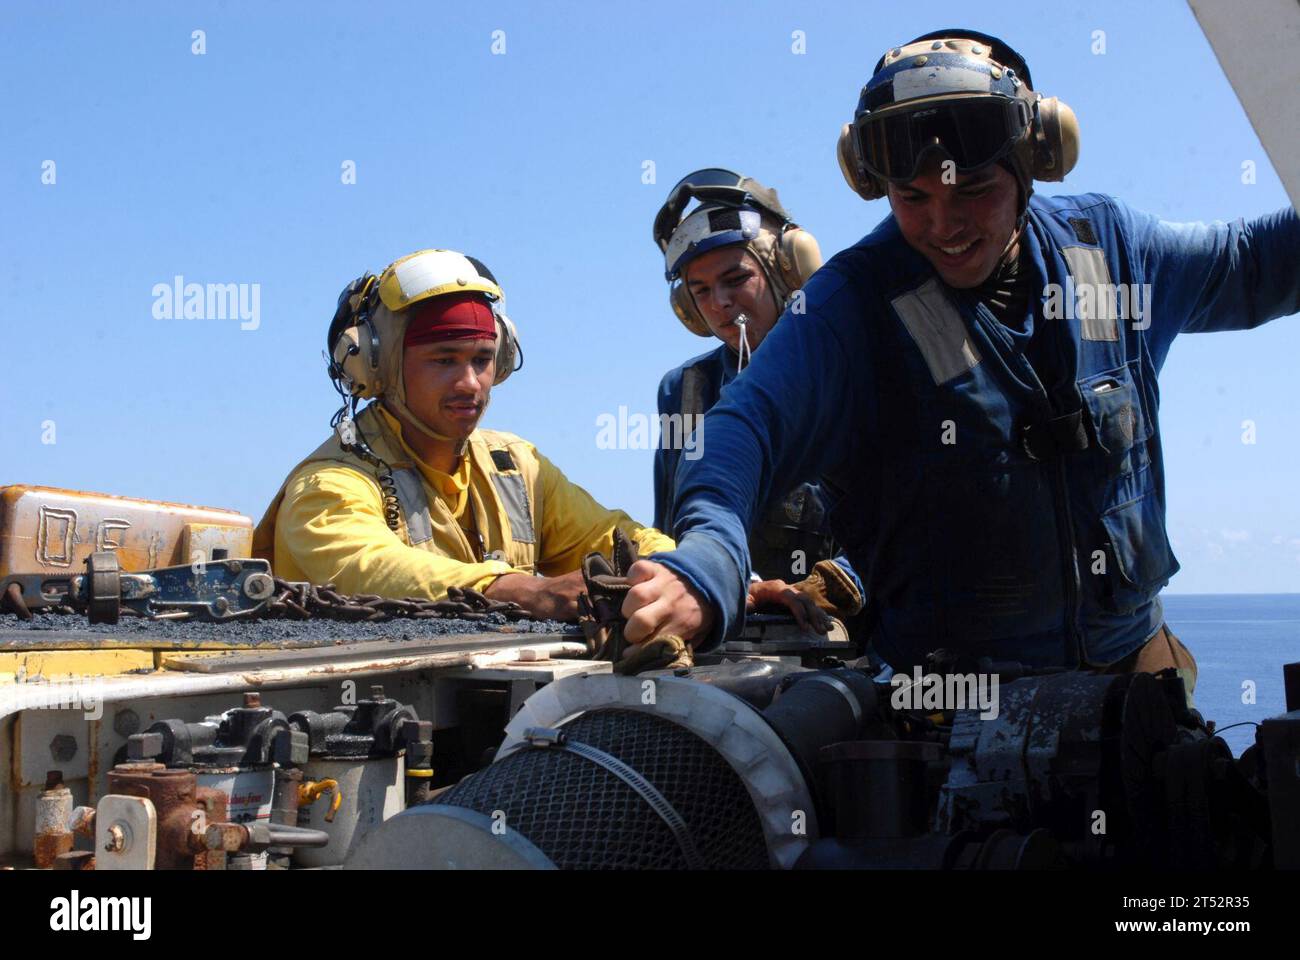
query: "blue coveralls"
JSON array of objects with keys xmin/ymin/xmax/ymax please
[{"xmin": 651, "ymin": 193, "xmax": 1300, "ymax": 670}]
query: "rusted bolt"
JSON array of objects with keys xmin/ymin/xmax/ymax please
[
  {"xmin": 45, "ymin": 770, "xmax": 64, "ymax": 790},
  {"xmin": 104, "ymin": 824, "xmax": 125, "ymax": 853},
  {"xmin": 243, "ymin": 692, "xmax": 261, "ymax": 709},
  {"xmin": 205, "ymin": 822, "xmax": 248, "ymax": 852},
  {"xmin": 49, "ymin": 735, "xmax": 77, "ymax": 763},
  {"xmin": 226, "ymin": 560, "xmax": 242, "ymax": 575},
  {"xmin": 70, "ymin": 806, "xmax": 95, "ymax": 838}
]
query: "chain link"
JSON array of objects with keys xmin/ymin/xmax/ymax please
[{"xmin": 256, "ymin": 578, "xmax": 530, "ymax": 623}]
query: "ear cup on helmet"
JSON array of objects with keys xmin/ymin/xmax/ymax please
[
  {"xmin": 1032, "ymin": 96, "xmax": 1079, "ymax": 182},
  {"xmin": 493, "ymin": 313, "xmax": 523, "ymax": 384},
  {"xmin": 333, "ymin": 325, "xmax": 384, "ymax": 398},
  {"xmin": 837, "ymin": 123, "xmax": 886, "ymax": 201},
  {"xmin": 328, "ymin": 274, "xmax": 381, "ymax": 398},
  {"xmin": 670, "ymin": 282, "xmax": 712, "ymax": 337},
  {"xmin": 777, "ymin": 227, "xmax": 823, "ymax": 291}
]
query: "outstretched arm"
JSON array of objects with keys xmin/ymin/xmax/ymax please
[
  {"xmin": 626, "ymin": 270, "xmax": 869, "ymax": 649},
  {"xmin": 1122, "ymin": 201, "xmax": 1300, "ymax": 370}
]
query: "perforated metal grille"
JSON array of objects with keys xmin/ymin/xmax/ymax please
[{"xmin": 433, "ymin": 708, "xmax": 769, "ymax": 869}]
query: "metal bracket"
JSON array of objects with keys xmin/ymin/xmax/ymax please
[
  {"xmin": 96, "ymin": 795, "xmax": 157, "ymax": 870},
  {"xmin": 1, "ymin": 554, "xmax": 276, "ymax": 623}
]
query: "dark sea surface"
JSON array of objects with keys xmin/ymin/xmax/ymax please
[{"xmin": 1161, "ymin": 593, "xmax": 1299, "ymax": 756}]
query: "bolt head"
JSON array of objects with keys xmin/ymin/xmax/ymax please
[
  {"xmin": 399, "ymin": 719, "xmax": 432, "ymax": 742},
  {"xmin": 49, "ymin": 734, "xmax": 77, "ymax": 763},
  {"xmin": 113, "ymin": 709, "xmax": 140, "ymax": 738},
  {"xmin": 104, "ymin": 824, "xmax": 125, "ymax": 853},
  {"xmin": 128, "ymin": 731, "xmax": 164, "ymax": 760}
]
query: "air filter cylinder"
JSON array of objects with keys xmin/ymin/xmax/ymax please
[{"xmin": 347, "ymin": 673, "xmax": 829, "ymax": 869}]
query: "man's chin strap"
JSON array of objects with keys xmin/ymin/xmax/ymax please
[{"xmin": 383, "ymin": 395, "xmax": 473, "ymax": 457}]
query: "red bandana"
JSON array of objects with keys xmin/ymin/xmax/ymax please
[{"xmin": 403, "ymin": 292, "xmax": 498, "ymax": 347}]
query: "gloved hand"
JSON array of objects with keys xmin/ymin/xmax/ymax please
[
  {"xmin": 578, "ymin": 529, "xmax": 695, "ymax": 675},
  {"xmin": 746, "ymin": 578, "xmax": 833, "ymax": 633},
  {"xmin": 789, "ymin": 559, "xmax": 864, "ymax": 620}
]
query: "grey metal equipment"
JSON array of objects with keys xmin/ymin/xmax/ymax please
[
  {"xmin": 347, "ymin": 669, "xmax": 881, "ymax": 870},
  {"xmin": 347, "ymin": 658, "xmax": 1298, "ymax": 871}
]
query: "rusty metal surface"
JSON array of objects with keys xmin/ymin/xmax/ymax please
[
  {"xmin": 0, "ymin": 484, "xmax": 251, "ymax": 577},
  {"xmin": 33, "ymin": 829, "xmax": 74, "ymax": 868},
  {"xmin": 33, "ymin": 771, "xmax": 75, "ymax": 868},
  {"xmin": 107, "ymin": 765, "xmax": 230, "ymax": 870}
]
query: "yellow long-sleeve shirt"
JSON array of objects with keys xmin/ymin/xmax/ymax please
[{"xmin": 256, "ymin": 405, "xmax": 673, "ymax": 600}]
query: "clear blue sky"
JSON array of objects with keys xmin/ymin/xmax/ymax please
[{"xmin": 2, "ymin": 1, "xmax": 1296, "ymax": 593}]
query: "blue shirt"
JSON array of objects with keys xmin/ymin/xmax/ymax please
[
  {"xmin": 651, "ymin": 193, "xmax": 1300, "ymax": 669},
  {"xmin": 655, "ymin": 341, "xmax": 863, "ymax": 593}
]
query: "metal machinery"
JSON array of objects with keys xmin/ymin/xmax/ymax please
[
  {"xmin": 14, "ymin": 639, "xmax": 1300, "ymax": 870},
  {"xmin": 350, "ymin": 660, "xmax": 1300, "ymax": 871},
  {"xmin": 2, "ymin": 485, "xmax": 1298, "ymax": 871},
  {"xmin": 6, "ymin": 1, "xmax": 1300, "ymax": 873}
]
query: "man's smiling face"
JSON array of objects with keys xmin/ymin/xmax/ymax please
[{"xmin": 887, "ymin": 157, "xmax": 1021, "ymax": 289}]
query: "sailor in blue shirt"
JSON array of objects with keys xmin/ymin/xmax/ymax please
[
  {"xmin": 651, "ymin": 169, "xmax": 866, "ymax": 629},
  {"xmin": 619, "ymin": 30, "xmax": 1300, "ymax": 688}
]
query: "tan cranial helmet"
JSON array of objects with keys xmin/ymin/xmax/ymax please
[
  {"xmin": 327, "ymin": 249, "xmax": 522, "ymax": 442},
  {"xmin": 653, "ymin": 169, "xmax": 823, "ymax": 337},
  {"xmin": 836, "ymin": 30, "xmax": 1079, "ymax": 205}
]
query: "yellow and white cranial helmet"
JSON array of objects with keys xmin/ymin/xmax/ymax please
[
  {"xmin": 330, "ymin": 248, "xmax": 522, "ymax": 403},
  {"xmin": 377, "ymin": 249, "xmax": 502, "ymax": 312}
]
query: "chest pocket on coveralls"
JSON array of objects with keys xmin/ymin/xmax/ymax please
[{"xmin": 1079, "ymin": 361, "xmax": 1178, "ymax": 614}]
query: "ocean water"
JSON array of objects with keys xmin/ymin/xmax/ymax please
[{"xmin": 1160, "ymin": 593, "xmax": 1299, "ymax": 756}]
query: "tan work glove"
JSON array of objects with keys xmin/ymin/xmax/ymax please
[
  {"xmin": 790, "ymin": 559, "xmax": 864, "ymax": 620},
  {"xmin": 578, "ymin": 529, "xmax": 695, "ymax": 676}
]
